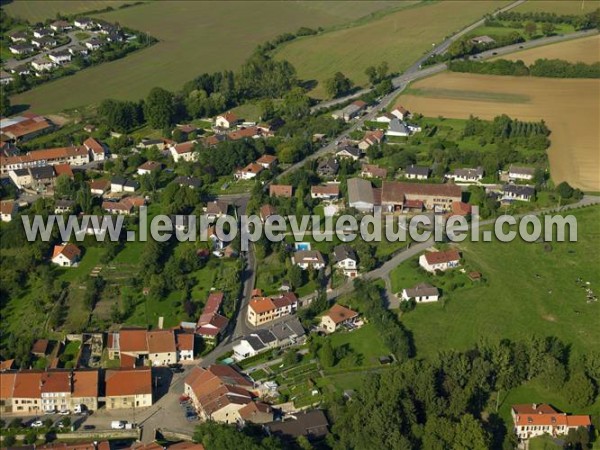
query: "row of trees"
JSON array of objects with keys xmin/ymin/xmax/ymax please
[
  {"xmin": 495, "ymin": 8, "xmax": 600, "ymax": 30},
  {"xmin": 449, "ymin": 58, "xmax": 600, "ymax": 79}
]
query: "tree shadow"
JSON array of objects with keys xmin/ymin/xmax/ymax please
[{"xmin": 10, "ymin": 103, "xmax": 32, "ymax": 115}]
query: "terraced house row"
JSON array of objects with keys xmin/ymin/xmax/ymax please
[{"xmin": 0, "ymin": 367, "xmax": 153, "ymax": 414}]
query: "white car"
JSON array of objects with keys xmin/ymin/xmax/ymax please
[
  {"xmin": 58, "ymin": 410, "xmax": 70, "ymax": 415},
  {"xmin": 31, "ymin": 420, "xmax": 43, "ymax": 428}
]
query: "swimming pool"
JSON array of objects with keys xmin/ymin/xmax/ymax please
[{"xmin": 295, "ymin": 242, "xmax": 312, "ymax": 251}]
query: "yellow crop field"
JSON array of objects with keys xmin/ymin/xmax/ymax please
[
  {"xmin": 275, "ymin": 0, "xmax": 511, "ymax": 98},
  {"xmin": 514, "ymin": 0, "xmax": 600, "ymax": 15},
  {"xmin": 397, "ymin": 72, "xmax": 600, "ymax": 191},
  {"xmin": 497, "ymin": 34, "xmax": 600, "ymax": 65}
]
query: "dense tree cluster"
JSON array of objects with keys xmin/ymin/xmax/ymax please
[
  {"xmin": 449, "ymin": 58, "xmax": 600, "ymax": 79},
  {"xmin": 326, "ymin": 332, "xmax": 599, "ymax": 449},
  {"xmin": 494, "ymin": 8, "xmax": 600, "ymax": 30},
  {"xmin": 325, "ymin": 72, "xmax": 354, "ymax": 99}
]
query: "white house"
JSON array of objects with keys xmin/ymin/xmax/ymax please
[
  {"xmin": 335, "ymin": 145, "xmax": 361, "ymax": 161},
  {"xmin": 405, "ymin": 164, "xmax": 430, "ymax": 180},
  {"xmin": 310, "ymin": 184, "xmax": 340, "ymax": 200},
  {"xmin": 74, "ymin": 18, "xmax": 94, "ymax": 29},
  {"xmin": 84, "ymin": 39, "xmax": 102, "ymax": 51},
  {"xmin": 447, "ymin": 167, "xmax": 484, "ymax": 183},
  {"xmin": 503, "ymin": 184, "xmax": 535, "ymax": 202},
  {"xmin": 0, "ymin": 200, "xmax": 18, "ymax": 222},
  {"xmin": 51, "ymin": 243, "xmax": 81, "ymax": 267},
  {"xmin": 511, "ymin": 404, "xmax": 591, "ymax": 442},
  {"xmin": 137, "ymin": 161, "xmax": 161, "ymax": 176},
  {"xmin": 375, "ymin": 112, "xmax": 395, "ymax": 123},
  {"xmin": 347, "ymin": 178, "xmax": 375, "ymax": 213},
  {"xmin": 292, "ymin": 250, "xmax": 326, "ymax": 270},
  {"xmin": 508, "ymin": 165, "xmax": 535, "ymax": 181},
  {"xmin": 401, "ymin": 283, "xmax": 440, "ymax": 303},
  {"xmin": 386, "ymin": 118, "xmax": 411, "ymax": 137},
  {"xmin": 391, "ymin": 105, "xmax": 410, "ymax": 120},
  {"xmin": 48, "ymin": 51, "xmax": 71, "ymax": 65},
  {"xmin": 215, "ymin": 112, "xmax": 239, "ymax": 129},
  {"xmin": 110, "ymin": 176, "xmax": 127, "ymax": 193},
  {"xmin": 419, "ymin": 249, "xmax": 461, "ymax": 273},
  {"xmin": 333, "ymin": 245, "xmax": 358, "ymax": 278},
  {"xmin": 169, "ymin": 141, "xmax": 197, "ymax": 163},
  {"xmin": 31, "ymin": 59, "xmax": 55, "ymax": 72},
  {"xmin": 235, "ymin": 163, "xmax": 263, "ymax": 180}
]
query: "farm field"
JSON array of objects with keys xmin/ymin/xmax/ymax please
[
  {"xmin": 395, "ymin": 206, "xmax": 600, "ymax": 362},
  {"xmin": 274, "ymin": 0, "xmax": 511, "ymax": 98},
  {"xmin": 494, "ymin": 34, "xmax": 600, "ymax": 65},
  {"xmin": 513, "ymin": 0, "xmax": 600, "ymax": 15},
  {"xmin": 2, "ymin": 0, "xmax": 137, "ymax": 22},
  {"xmin": 396, "ymin": 71, "xmax": 600, "ymax": 191},
  {"xmin": 7, "ymin": 1, "xmax": 408, "ymax": 114}
]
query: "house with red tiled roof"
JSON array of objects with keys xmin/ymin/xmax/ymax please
[
  {"xmin": 52, "ymin": 243, "xmax": 81, "ymax": 267},
  {"xmin": 184, "ymin": 365, "xmax": 264, "ymax": 424},
  {"xmin": 89, "ymin": 179, "xmax": 110, "ymax": 196},
  {"xmin": 83, "ymin": 137, "xmax": 106, "ymax": 161},
  {"xmin": 137, "ymin": 161, "xmax": 162, "ymax": 176},
  {"xmin": 175, "ymin": 332, "xmax": 195, "ymax": 361},
  {"xmin": 358, "ymin": 129, "xmax": 384, "ymax": 151},
  {"xmin": 147, "ymin": 330, "xmax": 177, "ymax": 366},
  {"xmin": 419, "ymin": 249, "xmax": 461, "ymax": 273},
  {"xmin": 256, "ymin": 154, "xmax": 278, "ymax": 169},
  {"xmin": 196, "ymin": 292, "xmax": 228, "ymax": 341},
  {"xmin": 511, "ymin": 403, "xmax": 591, "ymax": 441},
  {"xmin": 215, "ymin": 112, "xmax": 240, "ymax": 129},
  {"xmin": 169, "ymin": 141, "xmax": 197, "ymax": 163},
  {"xmin": 247, "ymin": 293, "xmax": 298, "ymax": 326},
  {"xmin": 380, "ymin": 181, "xmax": 462, "ymax": 213},
  {"xmin": 320, "ymin": 304, "xmax": 359, "ymax": 333},
  {"xmin": 259, "ymin": 204, "xmax": 277, "ymax": 223},
  {"xmin": 310, "ymin": 184, "xmax": 340, "ymax": 200},
  {"xmin": 391, "ymin": 105, "xmax": 410, "ymax": 120},
  {"xmin": 0, "ymin": 200, "xmax": 18, "ymax": 222},
  {"xmin": 235, "ymin": 162, "xmax": 263, "ymax": 180},
  {"xmin": 105, "ymin": 367, "xmax": 152, "ymax": 409}
]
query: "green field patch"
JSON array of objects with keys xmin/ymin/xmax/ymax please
[{"xmin": 405, "ymin": 87, "xmax": 531, "ymax": 104}]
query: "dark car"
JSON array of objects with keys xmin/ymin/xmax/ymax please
[{"xmin": 83, "ymin": 425, "xmax": 96, "ymax": 430}]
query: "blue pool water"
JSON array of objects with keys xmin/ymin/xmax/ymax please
[{"xmin": 295, "ymin": 242, "xmax": 311, "ymax": 251}]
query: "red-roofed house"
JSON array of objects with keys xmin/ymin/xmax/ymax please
[
  {"xmin": 358, "ymin": 129, "xmax": 384, "ymax": 150},
  {"xmin": 511, "ymin": 403, "xmax": 591, "ymax": 441},
  {"xmin": 269, "ymin": 184, "xmax": 293, "ymax": 198},
  {"xmin": 215, "ymin": 112, "xmax": 239, "ymax": 129},
  {"xmin": 52, "ymin": 243, "xmax": 81, "ymax": 267},
  {"xmin": 0, "ymin": 200, "xmax": 18, "ymax": 222},
  {"xmin": 247, "ymin": 294, "xmax": 297, "ymax": 326},
  {"xmin": 105, "ymin": 368, "xmax": 152, "ymax": 409},
  {"xmin": 419, "ymin": 249, "xmax": 461, "ymax": 273},
  {"xmin": 54, "ymin": 163, "xmax": 74, "ymax": 179},
  {"xmin": 320, "ymin": 304, "xmax": 359, "ymax": 333},
  {"xmin": 83, "ymin": 137, "xmax": 106, "ymax": 161},
  {"xmin": 235, "ymin": 163, "xmax": 263, "ymax": 180},
  {"xmin": 391, "ymin": 105, "xmax": 410, "ymax": 120},
  {"xmin": 175, "ymin": 332, "xmax": 195, "ymax": 361},
  {"xmin": 256, "ymin": 154, "xmax": 278, "ymax": 169},
  {"xmin": 169, "ymin": 141, "xmax": 197, "ymax": 163}
]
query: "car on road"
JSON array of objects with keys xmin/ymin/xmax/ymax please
[
  {"xmin": 519, "ymin": 45, "xmax": 523, "ymax": 49},
  {"xmin": 58, "ymin": 410, "xmax": 70, "ymax": 415},
  {"xmin": 111, "ymin": 421, "xmax": 127, "ymax": 430},
  {"xmin": 30, "ymin": 420, "xmax": 43, "ymax": 428},
  {"xmin": 492, "ymin": 52, "xmax": 497, "ymax": 55},
  {"xmin": 83, "ymin": 425, "xmax": 96, "ymax": 430}
]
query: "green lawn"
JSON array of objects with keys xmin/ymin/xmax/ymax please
[
  {"xmin": 514, "ymin": 0, "xmax": 600, "ymax": 15},
  {"xmin": 2, "ymin": 0, "xmax": 138, "ymax": 22},
  {"xmin": 398, "ymin": 206, "xmax": 600, "ymax": 361},
  {"xmin": 275, "ymin": 0, "xmax": 511, "ymax": 98},
  {"xmin": 9, "ymin": 1, "xmax": 404, "ymax": 113},
  {"xmin": 328, "ymin": 323, "xmax": 391, "ymax": 366},
  {"xmin": 528, "ymin": 436, "xmax": 562, "ymax": 450}
]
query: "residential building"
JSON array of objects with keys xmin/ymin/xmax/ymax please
[
  {"xmin": 361, "ymin": 164, "xmax": 387, "ymax": 179},
  {"xmin": 269, "ymin": 184, "xmax": 293, "ymax": 198},
  {"xmin": 310, "ymin": 184, "xmax": 340, "ymax": 200},
  {"xmin": 205, "ymin": 200, "xmax": 228, "ymax": 220},
  {"xmin": 247, "ymin": 293, "xmax": 298, "ymax": 326},
  {"xmin": 0, "ymin": 145, "xmax": 89, "ymax": 175},
  {"xmin": 30, "ymin": 166, "xmax": 56, "ymax": 190},
  {"xmin": 105, "ymin": 368, "xmax": 152, "ymax": 409},
  {"xmin": 52, "ymin": 243, "xmax": 81, "ymax": 267},
  {"xmin": 137, "ymin": 161, "xmax": 162, "ymax": 176},
  {"xmin": 49, "ymin": 50, "xmax": 72, "ymax": 64},
  {"xmin": 176, "ymin": 332, "xmax": 195, "ymax": 361},
  {"xmin": 265, "ymin": 410, "xmax": 329, "ymax": 443},
  {"xmin": 215, "ymin": 112, "xmax": 240, "ymax": 129},
  {"xmin": 169, "ymin": 141, "xmax": 197, "ymax": 163},
  {"xmin": 335, "ymin": 145, "xmax": 361, "ymax": 161},
  {"xmin": 472, "ymin": 35, "xmax": 496, "ymax": 45},
  {"xmin": 401, "ymin": 283, "xmax": 440, "ymax": 303},
  {"xmin": 147, "ymin": 331, "xmax": 177, "ymax": 366},
  {"xmin": 235, "ymin": 163, "xmax": 263, "ymax": 180},
  {"xmin": 50, "ymin": 20, "xmax": 71, "ymax": 32},
  {"xmin": 358, "ymin": 129, "xmax": 384, "ymax": 151},
  {"xmin": 320, "ymin": 304, "xmax": 359, "ymax": 333},
  {"xmin": 239, "ymin": 401, "xmax": 274, "ymax": 425},
  {"xmin": 9, "ymin": 31, "xmax": 28, "ymax": 42},
  {"xmin": 8, "ymin": 168, "xmax": 31, "ymax": 189},
  {"xmin": 447, "ymin": 167, "xmax": 484, "ymax": 183},
  {"xmin": 405, "ymin": 164, "xmax": 430, "ymax": 180},
  {"xmin": 333, "ymin": 245, "xmax": 358, "ymax": 278},
  {"xmin": 84, "ymin": 38, "xmax": 102, "ymax": 51},
  {"xmin": 292, "ymin": 250, "xmax": 326, "ymax": 270},
  {"xmin": 381, "ymin": 181, "xmax": 462, "ymax": 212},
  {"xmin": 386, "ymin": 118, "xmax": 410, "ymax": 137},
  {"xmin": 332, "ymin": 100, "xmax": 367, "ymax": 121},
  {"xmin": 184, "ymin": 365, "xmax": 257, "ymax": 424},
  {"xmin": 0, "ymin": 70, "xmax": 12, "ymax": 86},
  {"xmin": 375, "ymin": 112, "xmax": 396, "ymax": 123},
  {"xmin": 54, "ymin": 199, "xmax": 75, "ymax": 215},
  {"xmin": 9, "ymin": 44, "xmax": 33, "ymax": 55},
  {"xmin": 419, "ymin": 249, "xmax": 461, "ymax": 273},
  {"xmin": 508, "ymin": 165, "xmax": 535, "ymax": 181},
  {"xmin": 256, "ymin": 154, "xmax": 278, "ymax": 169},
  {"xmin": 74, "ymin": 18, "xmax": 94, "ymax": 29},
  {"xmin": 196, "ymin": 292, "xmax": 228, "ymax": 341},
  {"xmin": 503, "ymin": 184, "xmax": 535, "ymax": 202},
  {"xmin": 89, "ymin": 179, "xmax": 110, "ymax": 196},
  {"xmin": 347, "ymin": 178, "xmax": 375, "ymax": 213},
  {"xmin": 83, "ymin": 137, "xmax": 106, "ymax": 161},
  {"xmin": 31, "ymin": 59, "xmax": 55, "ymax": 72},
  {"xmin": 511, "ymin": 404, "xmax": 591, "ymax": 441},
  {"xmin": 0, "ymin": 200, "xmax": 18, "ymax": 222},
  {"xmin": 31, "ymin": 36, "xmax": 57, "ymax": 48},
  {"xmin": 391, "ymin": 105, "xmax": 410, "ymax": 120},
  {"xmin": 233, "ymin": 319, "xmax": 305, "ymax": 361},
  {"xmin": 317, "ymin": 158, "xmax": 339, "ymax": 177}
]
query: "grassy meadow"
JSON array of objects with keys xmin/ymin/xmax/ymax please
[
  {"xmin": 2, "ymin": 0, "xmax": 137, "ymax": 22},
  {"xmin": 513, "ymin": 0, "xmax": 600, "ymax": 15},
  {"xmin": 7, "ymin": 1, "xmax": 406, "ymax": 114},
  {"xmin": 274, "ymin": 0, "xmax": 511, "ymax": 98},
  {"xmin": 394, "ymin": 206, "xmax": 600, "ymax": 361}
]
